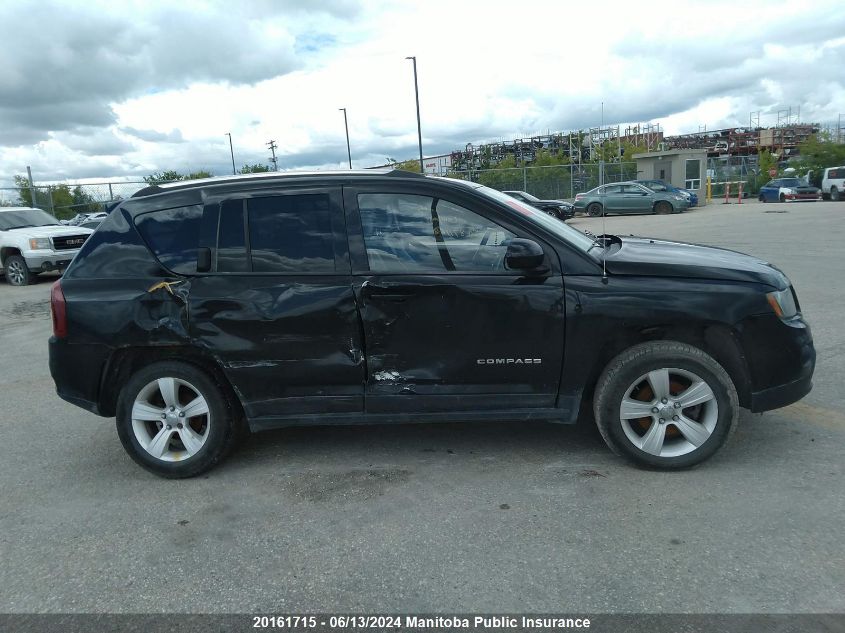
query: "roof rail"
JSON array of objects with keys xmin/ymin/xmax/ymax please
[
  {"xmin": 386, "ymin": 168, "xmax": 425, "ymax": 178},
  {"xmin": 131, "ymin": 185, "xmax": 164, "ymax": 198}
]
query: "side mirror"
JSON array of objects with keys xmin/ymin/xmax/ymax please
[
  {"xmin": 505, "ymin": 238, "xmax": 545, "ymax": 271},
  {"xmin": 197, "ymin": 247, "xmax": 212, "ymax": 273}
]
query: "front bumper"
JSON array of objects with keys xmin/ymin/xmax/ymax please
[
  {"xmin": 783, "ymin": 194, "xmax": 822, "ymax": 202},
  {"xmin": 24, "ymin": 249, "xmax": 82, "ymax": 272},
  {"xmin": 750, "ymin": 374, "xmax": 813, "ymax": 413},
  {"xmin": 741, "ymin": 314, "xmax": 816, "ymax": 413}
]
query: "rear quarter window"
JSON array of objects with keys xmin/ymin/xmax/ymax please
[{"xmin": 134, "ymin": 205, "xmax": 203, "ymax": 275}]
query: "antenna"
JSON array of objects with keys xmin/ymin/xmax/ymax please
[{"xmin": 600, "ymin": 101, "xmax": 608, "ymax": 284}]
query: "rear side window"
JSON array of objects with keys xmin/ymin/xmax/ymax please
[
  {"xmin": 217, "ymin": 200, "xmax": 248, "ymax": 272},
  {"xmin": 247, "ymin": 194, "xmax": 335, "ymax": 273},
  {"xmin": 135, "ymin": 205, "xmax": 203, "ymax": 274}
]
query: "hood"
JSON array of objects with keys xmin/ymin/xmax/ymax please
[
  {"xmin": 603, "ymin": 236, "xmax": 787, "ymax": 287},
  {"xmin": 4, "ymin": 225, "xmax": 94, "ymax": 238}
]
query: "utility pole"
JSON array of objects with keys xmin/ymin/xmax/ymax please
[
  {"xmin": 406, "ymin": 56, "xmax": 424, "ymax": 174},
  {"xmin": 225, "ymin": 132, "xmax": 236, "ymax": 175},
  {"xmin": 26, "ymin": 166, "xmax": 37, "ymax": 208},
  {"xmin": 339, "ymin": 108, "xmax": 352, "ymax": 169},
  {"xmin": 267, "ymin": 140, "xmax": 278, "ymax": 171}
]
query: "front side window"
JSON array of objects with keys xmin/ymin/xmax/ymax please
[
  {"xmin": 685, "ymin": 159, "xmax": 702, "ymax": 190},
  {"xmin": 358, "ymin": 193, "xmax": 515, "ymax": 273},
  {"xmin": 135, "ymin": 205, "xmax": 203, "ymax": 274}
]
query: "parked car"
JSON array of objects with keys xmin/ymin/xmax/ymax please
[
  {"xmin": 758, "ymin": 178, "xmax": 821, "ymax": 203},
  {"xmin": 634, "ymin": 179, "xmax": 698, "ymax": 207},
  {"xmin": 821, "ymin": 166, "xmax": 845, "ymax": 201},
  {"xmin": 0, "ymin": 207, "xmax": 93, "ymax": 286},
  {"xmin": 574, "ymin": 182, "xmax": 689, "ymax": 216},
  {"xmin": 502, "ymin": 191, "xmax": 574, "ymax": 220},
  {"xmin": 49, "ymin": 170, "xmax": 814, "ymax": 477}
]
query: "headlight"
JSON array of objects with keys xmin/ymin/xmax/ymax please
[
  {"xmin": 673, "ymin": 195, "xmax": 685, "ymax": 201},
  {"xmin": 29, "ymin": 237, "xmax": 52, "ymax": 250},
  {"xmin": 767, "ymin": 287, "xmax": 798, "ymax": 319}
]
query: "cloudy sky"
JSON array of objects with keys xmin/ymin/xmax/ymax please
[{"xmin": 1, "ymin": 0, "xmax": 844, "ymax": 187}]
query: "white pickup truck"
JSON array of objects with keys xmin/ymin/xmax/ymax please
[
  {"xmin": 821, "ymin": 166, "xmax": 845, "ymax": 201},
  {"xmin": 0, "ymin": 207, "xmax": 94, "ymax": 286}
]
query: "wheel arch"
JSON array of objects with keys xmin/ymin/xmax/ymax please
[
  {"xmin": 99, "ymin": 345, "xmax": 246, "ymax": 421},
  {"xmin": 0, "ymin": 246, "xmax": 22, "ymax": 266},
  {"xmin": 579, "ymin": 322, "xmax": 752, "ymax": 411}
]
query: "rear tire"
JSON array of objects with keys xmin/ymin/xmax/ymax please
[
  {"xmin": 587, "ymin": 202, "xmax": 603, "ymax": 217},
  {"xmin": 3, "ymin": 255, "xmax": 31, "ymax": 286},
  {"xmin": 779, "ymin": 193, "xmax": 786, "ymax": 202},
  {"xmin": 832, "ymin": 187, "xmax": 840, "ymax": 202},
  {"xmin": 593, "ymin": 341, "xmax": 738, "ymax": 469},
  {"xmin": 116, "ymin": 361, "xmax": 240, "ymax": 478}
]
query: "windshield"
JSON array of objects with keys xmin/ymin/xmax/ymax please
[
  {"xmin": 780, "ymin": 178, "xmax": 802, "ymax": 187},
  {"xmin": 478, "ymin": 186, "xmax": 597, "ymax": 252},
  {"xmin": 644, "ymin": 181, "xmax": 667, "ymax": 191},
  {"xmin": 517, "ymin": 191, "xmax": 540, "ymax": 202},
  {"xmin": 0, "ymin": 208, "xmax": 60, "ymax": 230}
]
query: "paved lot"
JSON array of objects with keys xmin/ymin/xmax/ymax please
[{"xmin": 1, "ymin": 200, "xmax": 843, "ymax": 613}]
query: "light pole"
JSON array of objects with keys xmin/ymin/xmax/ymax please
[
  {"xmin": 339, "ymin": 108, "xmax": 352, "ymax": 169},
  {"xmin": 225, "ymin": 132, "xmax": 236, "ymax": 175},
  {"xmin": 405, "ymin": 56, "xmax": 424, "ymax": 174}
]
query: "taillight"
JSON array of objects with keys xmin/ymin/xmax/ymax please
[{"xmin": 51, "ymin": 281, "xmax": 67, "ymax": 338}]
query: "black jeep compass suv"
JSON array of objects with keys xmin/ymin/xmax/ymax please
[{"xmin": 49, "ymin": 170, "xmax": 815, "ymax": 477}]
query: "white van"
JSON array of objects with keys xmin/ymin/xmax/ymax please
[{"xmin": 821, "ymin": 166, "xmax": 845, "ymax": 201}]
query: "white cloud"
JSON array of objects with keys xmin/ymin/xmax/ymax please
[{"xmin": 1, "ymin": 0, "xmax": 844, "ymax": 186}]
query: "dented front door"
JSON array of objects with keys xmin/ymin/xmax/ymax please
[{"xmin": 344, "ymin": 186, "xmax": 566, "ymax": 414}]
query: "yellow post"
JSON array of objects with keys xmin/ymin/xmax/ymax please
[{"xmin": 706, "ymin": 176, "xmax": 712, "ymax": 202}]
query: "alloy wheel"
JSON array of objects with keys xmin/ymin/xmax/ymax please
[
  {"xmin": 131, "ymin": 377, "xmax": 210, "ymax": 461},
  {"xmin": 6, "ymin": 259, "xmax": 25, "ymax": 285},
  {"xmin": 619, "ymin": 367, "xmax": 718, "ymax": 458}
]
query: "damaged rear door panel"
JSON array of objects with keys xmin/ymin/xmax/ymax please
[{"xmin": 187, "ymin": 186, "xmax": 365, "ymax": 423}]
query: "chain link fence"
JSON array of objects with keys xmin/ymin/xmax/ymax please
[
  {"xmin": 446, "ymin": 162, "xmax": 638, "ymax": 200},
  {"xmin": 0, "ymin": 181, "xmax": 154, "ymax": 220}
]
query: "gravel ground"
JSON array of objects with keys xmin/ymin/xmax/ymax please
[{"xmin": 0, "ymin": 199, "xmax": 843, "ymax": 614}]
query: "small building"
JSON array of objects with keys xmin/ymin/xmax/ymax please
[{"xmin": 632, "ymin": 149, "xmax": 708, "ymax": 202}]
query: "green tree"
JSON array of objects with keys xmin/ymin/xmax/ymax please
[
  {"xmin": 793, "ymin": 133, "xmax": 845, "ymax": 187},
  {"xmin": 143, "ymin": 169, "xmax": 213, "ymax": 184},
  {"xmin": 239, "ymin": 163, "xmax": 271, "ymax": 173},
  {"xmin": 387, "ymin": 158, "xmax": 423, "ymax": 173}
]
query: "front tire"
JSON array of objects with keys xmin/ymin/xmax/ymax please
[
  {"xmin": 593, "ymin": 341, "xmax": 738, "ymax": 469},
  {"xmin": 116, "ymin": 361, "xmax": 239, "ymax": 478},
  {"xmin": 587, "ymin": 202, "xmax": 603, "ymax": 217},
  {"xmin": 654, "ymin": 201, "xmax": 672, "ymax": 215},
  {"xmin": 832, "ymin": 187, "xmax": 840, "ymax": 202},
  {"xmin": 4, "ymin": 255, "xmax": 31, "ymax": 286}
]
